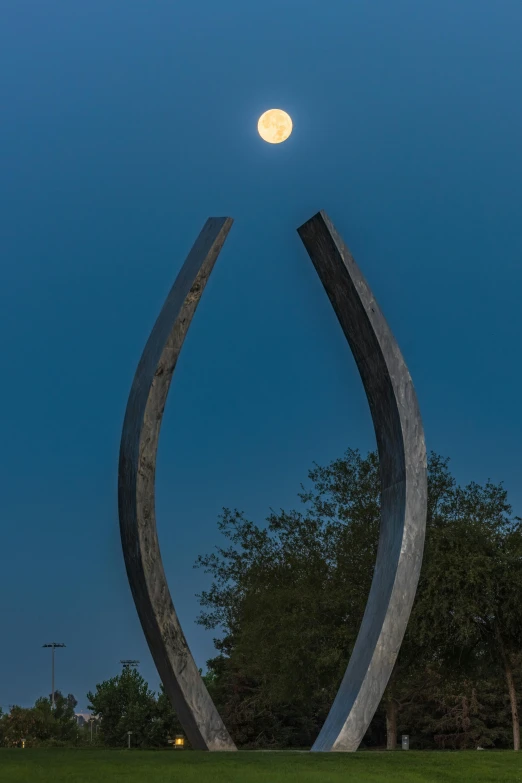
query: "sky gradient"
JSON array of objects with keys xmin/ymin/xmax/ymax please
[{"xmin": 1, "ymin": 0, "xmax": 521, "ymax": 711}]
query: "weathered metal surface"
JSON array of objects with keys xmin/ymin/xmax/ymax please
[
  {"xmin": 118, "ymin": 217, "xmax": 236, "ymax": 751},
  {"xmin": 298, "ymin": 211, "xmax": 427, "ymax": 752}
]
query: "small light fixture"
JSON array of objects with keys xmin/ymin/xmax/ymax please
[
  {"xmin": 174, "ymin": 735, "xmax": 185, "ymax": 749},
  {"xmin": 21, "ymin": 738, "xmax": 26, "ymax": 749}
]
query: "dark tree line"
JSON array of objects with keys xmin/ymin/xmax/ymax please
[
  {"xmin": 2, "ymin": 450, "xmax": 520, "ymax": 751},
  {"xmin": 86, "ymin": 666, "xmax": 183, "ymax": 747},
  {"xmin": 195, "ymin": 449, "xmax": 522, "ymax": 750},
  {"xmin": 0, "ymin": 692, "xmax": 79, "ymax": 747},
  {"xmin": 0, "ymin": 668, "xmax": 184, "ymax": 749}
]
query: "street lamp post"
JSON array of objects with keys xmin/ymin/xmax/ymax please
[
  {"xmin": 120, "ymin": 660, "xmax": 140, "ymax": 671},
  {"xmin": 42, "ymin": 643, "xmax": 66, "ymax": 709}
]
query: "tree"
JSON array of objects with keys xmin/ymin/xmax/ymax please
[
  {"xmin": 412, "ymin": 479, "xmax": 522, "ymax": 749},
  {"xmin": 1, "ymin": 707, "xmax": 42, "ymax": 747},
  {"xmin": 195, "ymin": 449, "xmax": 385, "ymax": 746},
  {"xmin": 195, "ymin": 449, "xmax": 521, "ymax": 749},
  {"xmin": 87, "ymin": 666, "xmax": 181, "ymax": 748},
  {"xmin": 0, "ymin": 692, "xmax": 79, "ymax": 747},
  {"xmin": 34, "ymin": 691, "xmax": 78, "ymax": 744},
  {"xmin": 401, "ymin": 665, "xmax": 511, "ymax": 749}
]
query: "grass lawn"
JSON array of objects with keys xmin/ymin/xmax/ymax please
[{"xmin": 0, "ymin": 749, "xmax": 520, "ymax": 783}]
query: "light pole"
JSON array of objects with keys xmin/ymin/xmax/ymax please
[
  {"xmin": 42, "ymin": 642, "xmax": 66, "ymax": 709},
  {"xmin": 120, "ymin": 660, "xmax": 140, "ymax": 671}
]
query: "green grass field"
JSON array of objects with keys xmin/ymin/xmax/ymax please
[{"xmin": 0, "ymin": 749, "xmax": 520, "ymax": 783}]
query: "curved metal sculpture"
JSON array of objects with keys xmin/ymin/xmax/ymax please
[
  {"xmin": 118, "ymin": 211, "xmax": 427, "ymax": 753},
  {"xmin": 298, "ymin": 212, "xmax": 427, "ymax": 751},
  {"xmin": 118, "ymin": 217, "xmax": 236, "ymax": 751}
]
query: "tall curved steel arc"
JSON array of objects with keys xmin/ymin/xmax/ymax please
[
  {"xmin": 118, "ymin": 217, "xmax": 236, "ymax": 751},
  {"xmin": 298, "ymin": 211, "xmax": 427, "ymax": 752}
]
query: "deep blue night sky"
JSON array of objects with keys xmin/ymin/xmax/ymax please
[{"xmin": 1, "ymin": 1, "xmax": 521, "ymax": 711}]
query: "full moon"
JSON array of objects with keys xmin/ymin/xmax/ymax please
[{"xmin": 257, "ymin": 109, "xmax": 293, "ymax": 144}]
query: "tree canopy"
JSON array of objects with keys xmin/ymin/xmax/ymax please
[
  {"xmin": 87, "ymin": 665, "xmax": 183, "ymax": 748},
  {"xmin": 0, "ymin": 691, "xmax": 78, "ymax": 747},
  {"xmin": 196, "ymin": 449, "xmax": 522, "ymax": 750}
]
